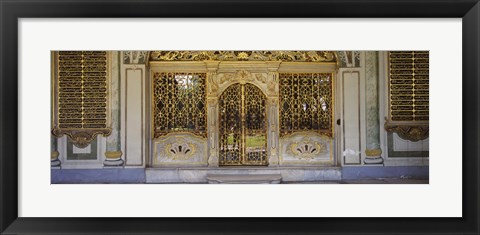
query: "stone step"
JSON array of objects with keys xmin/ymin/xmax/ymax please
[{"xmin": 206, "ymin": 174, "xmax": 282, "ymax": 184}]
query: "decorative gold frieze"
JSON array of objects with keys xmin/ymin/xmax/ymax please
[
  {"xmin": 150, "ymin": 51, "xmax": 336, "ymax": 62},
  {"xmin": 152, "ymin": 72, "xmax": 207, "ymax": 138},
  {"xmin": 384, "ymin": 124, "xmax": 429, "ymax": 142},
  {"xmin": 386, "ymin": 51, "xmax": 429, "ymax": 140},
  {"xmin": 52, "ymin": 51, "xmax": 111, "ymax": 148},
  {"xmin": 279, "ymin": 73, "xmax": 334, "ymax": 137},
  {"xmin": 218, "ymin": 70, "xmax": 265, "ymax": 85}
]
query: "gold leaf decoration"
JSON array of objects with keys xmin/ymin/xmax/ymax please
[{"xmin": 150, "ymin": 51, "xmax": 336, "ymax": 62}]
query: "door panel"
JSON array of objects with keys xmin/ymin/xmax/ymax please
[
  {"xmin": 219, "ymin": 84, "xmax": 242, "ymax": 165},
  {"xmin": 243, "ymin": 83, "xmax": 267, "ymax": 165}
]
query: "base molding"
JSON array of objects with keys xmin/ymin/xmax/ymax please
[
  {"xmin": 206, "ymin": 174, "xmax": 282, "ymax": 184},
  {"xmin": 49, "ymin": 166, "xmax": 428, "ymax": 183},
  {"xmin": 146, "ymin": 167, "xmax": 341, "ymax": 183}
]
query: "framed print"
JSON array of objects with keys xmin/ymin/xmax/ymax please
[{"xmin": 1, "ymin": 0, "xmax": 479, "ymax": 234}]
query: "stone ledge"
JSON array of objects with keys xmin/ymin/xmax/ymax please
[
  {"xmin": 146, "ymin": 167, "xmax": 341, "ymax": 183},
  {"xmin": 206, "ymin": 174, "xmax": 282, "ymax": 184}
]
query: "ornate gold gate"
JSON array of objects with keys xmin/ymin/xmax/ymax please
[{"xmin": 219, "ymin": 83, "xmax": 268, "ymax": 166}]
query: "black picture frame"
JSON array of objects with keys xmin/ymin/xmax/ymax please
[{"xmin": 1, "ymin": 0, "xmax": 478, "ymax": 234}]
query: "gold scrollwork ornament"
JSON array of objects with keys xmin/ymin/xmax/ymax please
[
  {"xmin": 51, "ymin": 128, "xmax": 111, "ymax": 148},
  {"xmin": 384, "ymin": 124, "xmax": 429, "ymax": 142},
  {"xmin": 150, "ymin": 51, "xmax": 337, "ymax": 62}
]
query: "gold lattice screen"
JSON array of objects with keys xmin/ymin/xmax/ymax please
[
  {"xmin": 152, "ymin": 72, "xmax": 207, "ymax": 138},
  {"xmin": 52, "ymin": 51, "xmax": 111, "ymax": 148},
  {"xmin": 279, "ymin": 73, "xmax": 334, "ymax": 137}
]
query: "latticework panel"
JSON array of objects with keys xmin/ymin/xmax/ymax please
[
  {"xmin": 153, "ymin": 72, "xmax": 207, "ymax": 138},
  {"xmin": 57, "ymin": 51, "xmax": 108, "ymax": 129},
  {"xmin": 279, "ymin": 73, "xmax": 333, "ymax": 137},
  {"xmin": 389, "ymin": 51, "xmax": 429, "ymax": 122},
  {"xmin": 219, "ymin": 84, "xmax": 242, "ymax": 165},
  {"xmin": 244, "ymin": 83, "xmax": 267, "ymax": 165}
]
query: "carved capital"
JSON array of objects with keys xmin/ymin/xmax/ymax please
[
  {"xmin": 204, "ymin": 61, "xmax": 220, "ymax": 70},
  {"xmin": 123, "ymin": 51, "xmax": 147, "ymax": 64},
  {"xmin": 207, "ymin": 73, "xmax": 219, "ymax": 94}
]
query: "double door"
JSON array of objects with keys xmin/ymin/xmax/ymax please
[{"xmin": 218, "ymin": 83, "xmax": 268, "ymax": 166}]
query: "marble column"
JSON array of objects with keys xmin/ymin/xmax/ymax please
[
  {"xmin": 265, "ymin": 62, "xmax": 280, "ymax": 166},
  {"xmin": 364, "ymin": 51, "xmax": 384, "ymax": 164},
  {"xmin": 267, "ymin": 97, "xmax": 279, "ymax": 166},
  {"xmin": 205, "ymin": 62, "xmax": 220, "ymax": 167},
  {"xmin": 51, "ymin": 135, "xmax": 61, "ymax": 167},
  {"xmin": 207, "ymin": 98, "xmax": 219, "ymax": 167},
  {"xmin": 104, "ymin": 51, "xmax": 124, "ymax": 167}
]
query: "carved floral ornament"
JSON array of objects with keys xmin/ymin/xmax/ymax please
[
  {"xmin": 163, "ymin": 137, "xmax": 197, "ymax": 161},
  {"xmin": 217, "ymin": 70, "xmax": 267, "ymax": 85},
  {"xmin": 150, "ymin": 51, "xmax": 337, "ymax": 62},
  {"xmin": 287, "ymin": 137, "xmax": 328, "ymax": 160},
  {"xmin": 123, "ymin": 51, "xmax": 147, "ymax": 64}
]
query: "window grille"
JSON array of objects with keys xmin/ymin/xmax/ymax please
[
  {"xmin": 153, "ymin": 72, "xmax": 207, "ymax": 138},
  {"xmin": 279, "ymin": 73, "xmax": 334, "ymax": 137}
]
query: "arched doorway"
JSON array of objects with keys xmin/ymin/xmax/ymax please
[{"xmin": 218, "ymin": 83, "xmax": 268, "ymax": 166}]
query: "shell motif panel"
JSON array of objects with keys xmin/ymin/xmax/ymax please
[
  {"xmin": 280, "ymin": 131, "xmax": 333, "ymax": 165},
  {"xmin": 153, "ymin": 133, "xmax": 207, "ymax": 167}
]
